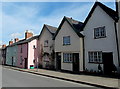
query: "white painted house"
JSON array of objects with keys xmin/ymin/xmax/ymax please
[
  {"xmin": 116, "ymin": 0, "xmax": 120, "ymax": 73},
  {"xmin": 54, "ymin": 16, "xmax": 84, "ymax": 72},
  {"xmin": 83, "ymin": 2, "xmax": 119, "ymax": 74},
  {"xmin": 38, "ymin": 24, "xmax": 57, "ymax": 69}
]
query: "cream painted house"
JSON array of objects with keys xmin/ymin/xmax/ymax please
[
  {"xmin": 83, "ymin": 2, "xmax": 119, "ymax": 74},
  {"xmin": 116, "ymin": 0, "xmax": 120, "ymax": 73},
  {"xmin": 54, "ymin": 16, "xmax": 84, "ymax": 72},
  {"xmin": 38, "ymin": 24, "xmax": 57, "ymax": 69}
]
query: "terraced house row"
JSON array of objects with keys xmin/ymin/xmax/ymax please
[{"xmin": 1, "ymin": 1, "xmax": 120, "ymax": 75}]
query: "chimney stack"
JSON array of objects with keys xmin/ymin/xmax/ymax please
[
  {"xmin": 2, "ymin": 44, "xmax": 6, "ymax": 48},
  {"xmin": 25, "ymin": 30, "xmax": 33, "ymax": 39},
  {"xmin": 9, "ymin": 40, "xmax": 13, "ymax": 45},
  {"xmin": 14, "ymin": 38, "xmax": 19, "ymax": 42}
]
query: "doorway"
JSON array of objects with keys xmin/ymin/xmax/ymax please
[
  {"xmin": 56, "ymin": 52, "xmax": 61, "ymax": 70},
  {"xmin": 73, "ymin": 53, "xmax": 79, "ymax": 73},
  {"xmin": 102, "ymin": 52, "xmax": 114, "ymax": 75},
  {"xmin": 12, "ymin": 57, "xmax": 13, "ymax": 66},
  {"xmin": 24, "ymin": 58, "xmax": 28, "ymax": 69}
]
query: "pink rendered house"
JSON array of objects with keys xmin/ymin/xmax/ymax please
[{"xmin": 17, "ymin": 31, "xmax": 39, "ymax": 69}]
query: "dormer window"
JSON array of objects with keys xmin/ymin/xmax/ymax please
[{"xmin": 94, "ymin": 26, "xmax": 106, "ymax": 39}]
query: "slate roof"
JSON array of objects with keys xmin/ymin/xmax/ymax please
[
  {"xmin": 17, "ymin": 35, "xmax": 39, "ymax": 45},
  {"xmin": 45, "ymin": 24, "xmax": 57, "ymax": 34},
  {"xmin": 7, "ymin": 35, "xmax": 39, "ymax": 47},
  {"xmin": 39, "ymin": 24, "xmax": 57, "ymax": 38},
  {"xmin": 53, "ymin": 16, "xmax": 84, "ymax": 40},
  {"xmin": 82, "ymin": 1, "xmax": 119, "ymax": 29},
  {"xmin": 7, "ymin": 39, "xmax": 25, "ymax": 47}
]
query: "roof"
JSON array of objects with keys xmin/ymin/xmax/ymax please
[
  {"xmin": 39, "ymin": 24, "xmax": 57, "ymax": 38},
  {"xmin": 82, "ymin": 1, "xmax": 119, "ymax": 29},
  {"xmin": 53, "ymin": 16, "xmax": 84, "ymax": 40},
  {"xmin": 7, "ymin": 39, "xmax": 25, "ymax": 47},
  {"xmin": 45, "ymin": 24, "xmax": 57, "ymax": 34},
  {"xmin": 7, "ymin": 35, "xmax": 39, "ymax": 47},
  {"xmin": 17, "ymin": 35, "xmax": 39, "ymax": 45}
]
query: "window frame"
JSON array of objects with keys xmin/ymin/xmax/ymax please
[
  {"xmin": 63, "ymin": 53, "xmax": 73, "ymax": 63},
  {"xmin": 94, "ymin": 26, "xmax": 106, "ymax": 39},
  {"xmin": 63, "ymin": 36, "xmax": 71, "ymax": 46},
  {"xmin": 88, "ymin": 51, "xmax": 103, "ymax": 64},
  {"xmin": 44, "ymin": 40, "xmax": 49, "ymax": 47},
  {"xmin": 20, "ymin": 45, "xmax": 22, "ymax": 53}
]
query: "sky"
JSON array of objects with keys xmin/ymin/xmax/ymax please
[{"xmin": 1, "ymin": 0, "xmax": 116, "ymax": 45}]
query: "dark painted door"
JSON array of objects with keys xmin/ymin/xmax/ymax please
[
  {"xmin": 102, "ymin": 52, "xmax": 113, "ymax": 75},
  {"xmin": 12, "ymin": 57, "xmax": 13, "ymax": 66},
  {"xmin": 24, "ymin": 58, "xmax": 28, "ymax": 69},
  {"xmin": 73, "ymin": 53, "xmax": 79, "ymax": 73},
  {"xmin": 56, "ymin": 53, "xmax": 61, "ymax": 70}
]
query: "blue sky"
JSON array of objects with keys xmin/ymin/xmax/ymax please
[{"xmin": 1, "ymin": 1, "xmax": 116, "ymax": 45}]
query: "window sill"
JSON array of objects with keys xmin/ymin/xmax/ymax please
[
  {"xmin": 88, "ymin": 62, "xmax": 103, "ymax": 64},
  {"xmin": 94, "ymin": 36, "xmax": 106, "ymax": 39},
  {"xmin": 63, "ymin": 44, "xmax": 71, "ymax": 46},
  {"xmin": 44, "ymin": 46, "xmax": 48, "ymax": 47},
  {"xmin": 63, "ymin": 62, "xmax": 72, "ymax": 63}
]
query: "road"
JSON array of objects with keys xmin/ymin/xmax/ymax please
[{"xmin": 2, "ymin": 67, "xmax": 98, "ymax": 88}]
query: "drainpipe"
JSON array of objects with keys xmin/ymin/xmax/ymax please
[{"xmin": 114, "ymin": 22, "xmax": 120, "ymax": 67}]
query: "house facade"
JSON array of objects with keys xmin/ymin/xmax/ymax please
[
  {"xmin": 17, "ymin": 31, "xmax": 38, "ymax": 69},
  {"xmin": 116, "ymin": 0, "xmax": 120, "ymax": 72},
  {"xmin": 38, "ymin": 24, "xmax": 57, "ymax": 69},
  {"xmin": 6, "ymin": 41, "xmax": 18, "ymax": 66},
  {"xmin": 1, "ymin": 45, "xmax": 6, "ymax": 65},
  {"xmin": 54, "ymin": 17, "xmax": 84, "ymax": 72},
  {"xmin": 83, "ymin": 2, "xmax": 119, "ymax": 74},
  {"xmin": 0, "ymin": 45, "xmax": 2, "ymax": 64}
]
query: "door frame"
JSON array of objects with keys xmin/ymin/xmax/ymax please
[
  {"xmin": 102, "ymin": 52, "xmax": 114, "ymax": 75},
  {"xmin": 56, "ymin": 52, "xmax": 61, "ymax": 70},
  {"xmin": 24, "ymin": 58, "xmax": 28, "ymax": 69},
  {"xmin": 73, "ymin": 53, "xmax": 79, "ymax": 73}
]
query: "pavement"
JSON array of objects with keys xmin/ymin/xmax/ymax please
[{"xmin": 2, "ymin": 65, "xmax": 120, "ymax": 89}]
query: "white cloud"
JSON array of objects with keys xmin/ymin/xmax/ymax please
[
  {"xmin": 0, "ymin": 41, "xmax": 2, "ymax": 45},
  {"xmin": 10, "ymin": 32, "xmax": 22, "ymax": 38}
]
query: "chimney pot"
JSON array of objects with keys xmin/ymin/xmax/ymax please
[
  {"xmin": 14, "ymin": 38, "xmax": 19, "ymax": 42},
  {"xmin": 25, "ymin": 30, "xmax": 33, "ymax": 39},
  {"xmin": 2, "ymin": 44, "xmax": 6, "ymax": 48},
  {"xmin": 9, "ymin": 40, "xmax": 13, "ymax": 45}
]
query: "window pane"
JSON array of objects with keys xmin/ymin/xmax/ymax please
[
  {"xmin": 94, "ymin": 26, "xmax": 106, "ymax": 38},
  {"xmin": 63, "ymin": 36, "xmax": 70, "ymax": 45},
  {"xmin": 94, "ymin": 52, "xmax": 97, "ymax": 62}
]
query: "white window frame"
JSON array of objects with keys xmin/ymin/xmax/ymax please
[
  {"xmin": 88, "ymin": 51, "xmax": 102, "ymax": 63},
  {"xmin": 63, "ymin": 53, "xmax": 73, "ymax": 63},
  {"xmin": 63, "ymin": 36, "xmax": 71, "ymax": 45},
  {"xmin": 94, "ymin": 26, "xmax": 106, "ymax": 39}
]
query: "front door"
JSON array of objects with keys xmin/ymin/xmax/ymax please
[
  {"xmin": 73, "ymin": 53, "xmax": 79, "ymax": 73},
  {"xmin": 12, "ymin": 57, "xmax": 13, "ymax": 66},
  {"xmin": 102, "ymin": 52, "xmax": 113, "ymax": 75},
  {"xmin": 24, "ymin": 58, "xmax": 28, "ymax": 69},
  {"xmin": 56, "ymin": 52, "xmax": 61, "ymax": 70}
]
